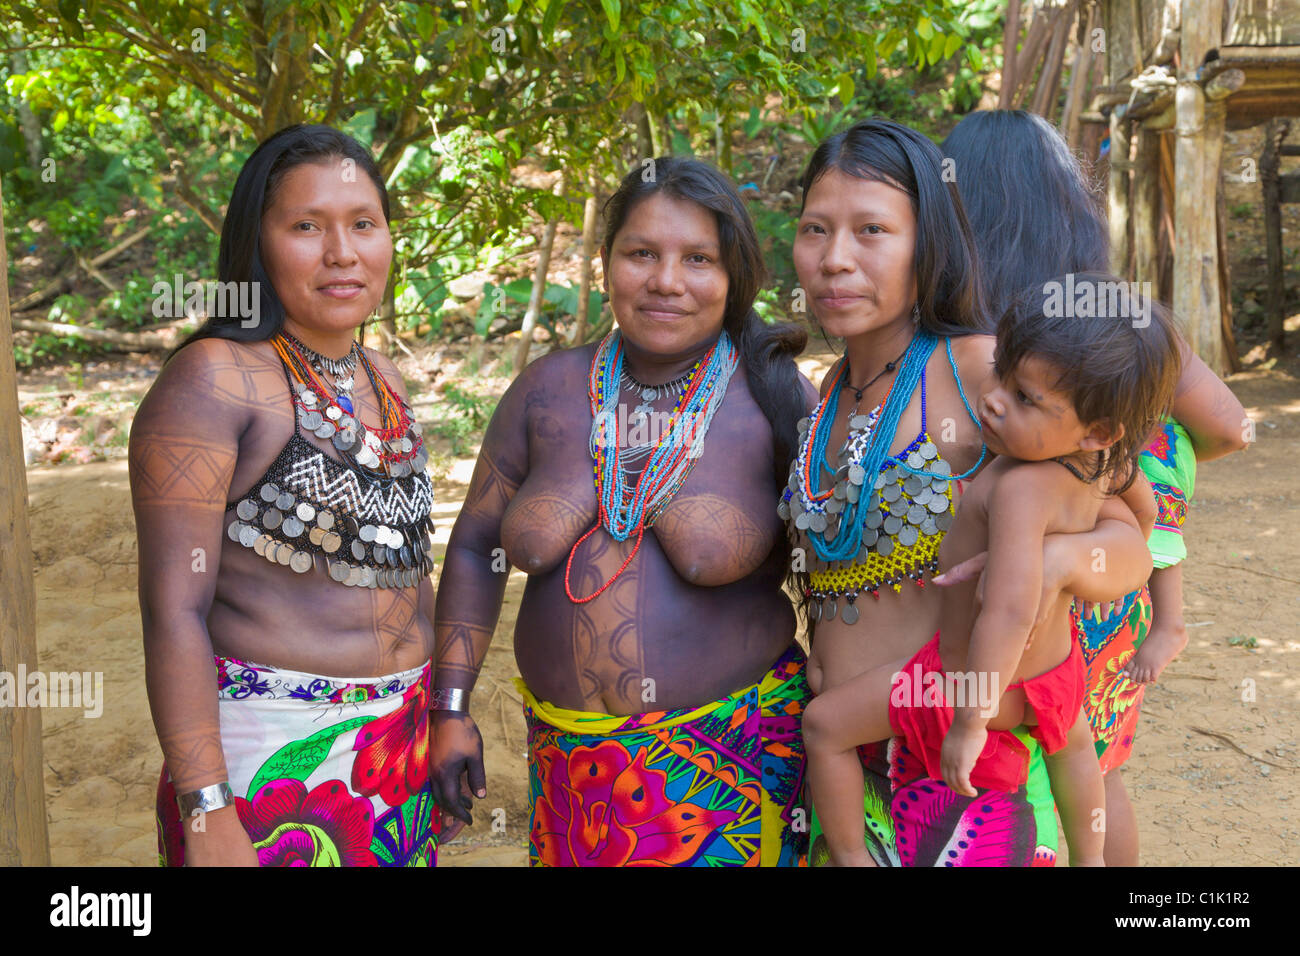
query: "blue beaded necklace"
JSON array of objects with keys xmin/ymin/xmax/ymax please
[{"xmin": 801, "ymin": 332, "xmax": 987, "ymax": 562}]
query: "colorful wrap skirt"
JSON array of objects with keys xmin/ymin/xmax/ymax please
[
  {"xmin": 157, "ymin": 655, "xmax": 439, "ymax": 867},
  {"xmin": 519, "ymin": 644, "xmax": 810, "ymax": 867},
  {"xmin": 1139, "ymin": 416, "xmax": 1196, "ymax": 569},
  {"xmin": 808, "ymin": 736, "xmax": 1058, "ymax": 867},
  {"xmin": 1075, "ymin": 587, "xmax": 1152, "ymax": 773}
]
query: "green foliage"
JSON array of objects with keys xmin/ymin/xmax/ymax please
[
  {"xmin": 4, "ymin": 0, "xmax": 995, "ymax": 364},
  {"xmin": 431, "ymin": 381, "xmax": 495, "ymax": 456}
]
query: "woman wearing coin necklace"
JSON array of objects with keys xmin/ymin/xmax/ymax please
[
  {"xmin": 787, "ymin": 120, "xmax": 1157, "ymax": 867},
  {"xmin": 131, "ymin": 125, "xmax": 441, "ymax": 867}
]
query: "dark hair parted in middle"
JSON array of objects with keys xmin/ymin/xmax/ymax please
[
  {"xmin": 168, "ymin": 123, "xmax": 391, "ymax": 361},
  {"xmin": 800, "ymin": 117, "xmax": 989, "ymax": 334},
  {"xmin": 941, "ymin": 109, "xmax": 1109, "ymax": 322},
  {"xmin": 601, "ymin": 156, "xmax": 809, "ymax": 487},
  {"xmin": 995, "ymin": 272, "xmax": 1183, "ymax": 492}
]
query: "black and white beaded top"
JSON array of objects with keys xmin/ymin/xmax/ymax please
[{"xmin": 222, "ymin": 354, "xmax": 435, "ymax": 589}]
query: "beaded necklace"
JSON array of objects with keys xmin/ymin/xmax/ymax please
[
  {"xmin": 271, "ymin": 334, "xmax": 428, "ymax": 477},
  {"xmin": 565, "ymin": 329, "xmax": 738, "ymax": 603},
  {"xmin": 788, "ymin": 332, "xmax": 987, "ymax": 563}
]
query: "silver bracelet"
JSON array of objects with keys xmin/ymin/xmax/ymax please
[
  {"xmin": 177, "ymin": 781, "xmax": 234, "ymax": 817},
  {"xmin": 429, "ymin": 687, "xmax": 469, "ymax": 712}
]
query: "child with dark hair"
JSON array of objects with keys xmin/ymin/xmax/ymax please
[{"xmin": 802, "ymin": 273, "xmax": 1182, "ymax": 866}]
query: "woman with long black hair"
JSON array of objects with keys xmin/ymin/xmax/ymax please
[
  {"xmin": 791, "ymin": 118, "xmax": 1155, "ymax": 866},
  {"xmin": 940, "ymin": 109, "xmax": 1249, "ymax": 865},
  {"xmin": 428, "ymin": 156, "xmax": 817, "ymax": 866},
  {"xmin": 132, "ymin": 124, "xmax": 441, "ymax": 866}
]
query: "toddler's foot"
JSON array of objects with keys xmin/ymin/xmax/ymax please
[{"xmin": 1122, "ymin": 623, "xmax": 1188, "ymax": 684}]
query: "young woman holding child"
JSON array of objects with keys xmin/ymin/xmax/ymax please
[
  {"xmin": 803, "ymin": 275, "xmax": 1182, "ymax": 866},
  {"xmin": 786, "ymin": 118, "xmax": 1158, "ymax": 866}
]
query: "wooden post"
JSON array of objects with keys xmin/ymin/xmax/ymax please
[
  {"xmin": 1132, "ymin": 127, "xmax": 1162, "ymax": 287},
  {"xmin": 1173, "ymin": 0, "xmax": 1225, "ymax": 372},
  {"xmin": 0, "ymin": 176, "xmax": 51, "ymax": 866},
  {"xmin": 1029, "ymin": 4, "xmax": 1074, "ymax": 118},
  {"xmin": 1262, "ymin": 118, "xmax": 1291, "ymax": 354},
  {"xmin": 1216, "ymin": 178, "xmax": 1242, "ymax": 372},
  {"xmin": 1106, "ymin": 0, "xmax": 1137, "ymax": 277}
]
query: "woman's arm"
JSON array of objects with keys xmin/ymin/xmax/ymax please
[
  {"xmin": 1170, "ymin": 339, "xmax": 1249, "ymax": 462},
  {"xmin": 933, "ymin": 499, "xmax": 1153, "ymax": 622},
  {"xmin": 427, "ymin": 367, "xmax": 531, "ymax": 831},
  {"xmin": 129, "ymin": 338, "xmax": 256, "ymax": 865}
]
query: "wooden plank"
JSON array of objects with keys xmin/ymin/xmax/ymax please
[{"xmin": 0, "ymin": 176, "xmax": 51, "ymax": 866}]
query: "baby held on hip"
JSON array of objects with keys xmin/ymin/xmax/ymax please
[{"xmin": 934, "ymin": 453, "xmax": 1120, "ymax": 731}]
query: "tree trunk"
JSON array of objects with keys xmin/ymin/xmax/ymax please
[
  {"xmin": 0, "ymin": 177, "xmax": 51, "ymax": 867},
  {"xmin": 633, "ymin": 103, "xmax": 653, "ymax": 160},
  {"xmin": 515, "ymin": 176, "xmax": 565, "ymax": 374},
  {"xmin": 11, "ymin": 315, "xmax": 189, "ymax": 352},
  {"xmin": 376, "ymin": 284, "xmax": 399, "ymax": 355},
  {"xmin": 9, "ymin": 35, "xmax": 43, "ymax": 171},
  {"xmin": 569, "ymin": 184, "xmax": 600, "ymax": 348},
  {"xmin": 1173, "ymin": 0, "xmax": 1225, "ymax": 373}
]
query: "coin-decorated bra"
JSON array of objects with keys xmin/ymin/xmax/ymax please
[
  {"xmin": 223, "ymin": 335, "xmax": 434, "ymax": 590},
  {"xmin": 780, "ymin": 334, "xmax": 985, "ymax": 624}
]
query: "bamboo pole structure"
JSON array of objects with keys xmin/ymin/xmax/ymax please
[
  {"xmin": 998, "ymin": 0, "xmax": 1023, "ymax": 108},
  {"xmin": 1063, "ymin": 2, "xmax": 1098, "ymax": 148},
  {"xmin": 0, "ymin": 176, "xmax": 51, "ymax": 866},
  {"xmin": 1173, "ymin": 0, "xmax": 1226, "ymax": 373}
]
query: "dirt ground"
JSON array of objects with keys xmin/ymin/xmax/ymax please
[{"xmin": 18, "ymin": 333, "xmax": 1299, "ymax": 867}]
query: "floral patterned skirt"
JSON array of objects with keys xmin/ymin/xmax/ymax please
[
  {"xmin": 157, "ymin": 655, "xmax": 438, "ymax": 867},
  {"xmin": 519, "ymin": 644, "xmax": 810, "ymax": 867},
  {"xmin": 1075, "ymin": 588, "xmax": 1151, "ymax": 773}
]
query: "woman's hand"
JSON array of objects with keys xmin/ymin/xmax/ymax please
[
  {"xmin": 429, "ymin": 711, "xmax": 487, "ymax": 841},
  {"xmin": 934, "ymin": 529, "xmax": 1134, "ymax": 643},
  {"xmin": 183, "ymin": 805, "xmax": 259, "ymax": 866}
]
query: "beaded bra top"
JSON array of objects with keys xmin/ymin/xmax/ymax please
[
  {"xmin": 781, "ymin": 344, "xmax": 982, "ymax": 624},
  {"xmin": 222, "ymin": 355, "xmax": 435, "ymax": 590}
]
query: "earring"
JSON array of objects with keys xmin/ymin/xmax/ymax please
[{"xmin": 912, "ymin": 302, "xmax": 920, "ymax": 325}]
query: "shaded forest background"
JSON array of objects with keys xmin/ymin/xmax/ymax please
[{"xmin": 2, "ymin": 0, "xmax": 1296, "ymax": 468}]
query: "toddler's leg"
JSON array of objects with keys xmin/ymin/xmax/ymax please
[
  {"xmin": 802, "ymin": 660, "xmax": 902, "ymax": 867},
  {"xmin": 1043, "ymin": 710, "xmax": 1106, "ymax": 866},
  {"xmin": 1123, "ymin": 564, "xmax": 1189, "ymax": 683}
]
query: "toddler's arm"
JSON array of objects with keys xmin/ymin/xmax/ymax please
[{"xmin": 942, "ymin": 468, "xmax": 1053, "ymax": 795}]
